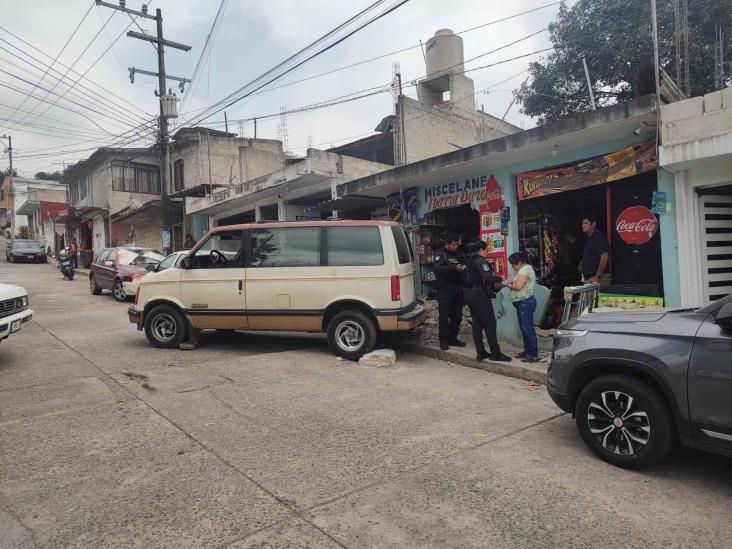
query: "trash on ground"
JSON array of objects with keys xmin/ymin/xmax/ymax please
[{"xmin": 359, "ymin": 348, "xmax": 397, "ymax": 367}]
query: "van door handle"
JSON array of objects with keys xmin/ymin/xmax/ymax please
[{"xmin": 238, "ymin": 280, "xmax": 243, "ymax": 294}]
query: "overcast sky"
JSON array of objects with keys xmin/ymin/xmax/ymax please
[{"xmin": 0, "ymin": 0, "xmax": 564, "ymax": 176}]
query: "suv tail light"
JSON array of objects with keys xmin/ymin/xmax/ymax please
[{"xmin": 391, "ymin": 275, "xmax": 400, "ymax": 301}]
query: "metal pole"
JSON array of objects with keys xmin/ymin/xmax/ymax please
[
  {"xmin": 650, "ymin": 0, "xmax": 662, "ymax": 107},
  {"xmin": 7, "ymin": 136, "xmax": 14, "ymax": 238},
  {"xmin": 224, "ymin": 111, "xmax": 229, "ymax": 134},
  {"xmin": 582, "ymin": 56, "xmax": 597, "ymax": 110},
  {"xmin": 397, "ymin": 72, "xmax": 407, "ymax": 165},
  {"xmin": 254, "ymin": 117, "xmax": 257, "ymax": 138},
  {"xmin": 156, "ymin": 8, "xmax": 171, "ymax": 254}
]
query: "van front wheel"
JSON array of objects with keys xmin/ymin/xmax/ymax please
[
  {"xmin": 144, "ymin": 305, "xmax": 187, "ymax": 349},
  {"xmin": 327, "ymin": 310, "xmax": 377, "ymax": 361}
]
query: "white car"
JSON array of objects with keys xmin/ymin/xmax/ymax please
[{"xmin": 0, "ymin": 283, "xmax": 33, "ymax": 342}]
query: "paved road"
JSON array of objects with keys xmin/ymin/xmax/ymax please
[{"xmin": 0, "ymin": 260, "xmax": 730, "ymax": 548}]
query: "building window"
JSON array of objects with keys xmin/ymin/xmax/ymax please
[
  {"xmin": 111, "ymin": 161, "xmax": 161, "ymax": 194},
  {"xmin": 69, "ymin": 175, "xmax": 90, "ymax": 205},
  {"xmin": 173, "ymin": 159, "xmax": 184, "ymax": 192}
]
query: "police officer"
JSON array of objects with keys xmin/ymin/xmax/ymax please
[
  {"xmin": 463, "ymin": 240, "xmax": 511, "ymax": 362},
  {"xmin": 433, "ymin": 233, "xmax": 467, "ymax": 351}
]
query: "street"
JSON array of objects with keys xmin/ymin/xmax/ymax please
[{"xmin": 0, "ymin": 261, "xmax": 730, "ymax": 549}]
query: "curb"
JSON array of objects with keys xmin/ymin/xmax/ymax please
[{"xmin": 402, "ymin": 342, "xmax": 547, "ymax": 385}]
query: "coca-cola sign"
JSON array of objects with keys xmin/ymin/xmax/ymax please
[
  {"xmin": 616, "ymin": 205, "xmax": 658, "ymax": 245},
  {"xmin": 485, "ymin": 175, "xmax": 503, "ymax": 212}
]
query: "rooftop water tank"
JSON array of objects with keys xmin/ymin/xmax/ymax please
[{"xmin": 425, "ymin": 29, "xmax": 464, "ymax": 79}]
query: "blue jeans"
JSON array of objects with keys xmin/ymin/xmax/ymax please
[{"xmin": 513, "ymin": 296, "xmax": 538, "ymax": 358}]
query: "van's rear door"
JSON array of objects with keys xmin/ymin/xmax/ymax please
[{"xmin": 389, "ymin": 225, "xmax": 416, "ymax": 307}]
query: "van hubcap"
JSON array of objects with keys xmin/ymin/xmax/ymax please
[
  {"xmin": 335, "ymin": 320, "xmax": 364, "ymax": 351},
  {"xmin": 152, "ymin": 314, "xmax": 177, "ymax": 342},
  {"xmin": 587, "ymin": 391, "xmax": 651, "ymax": 456}
]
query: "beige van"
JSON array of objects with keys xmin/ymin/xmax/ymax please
[{"xmin": 128, "ymin": 220, "xmax": 425, "ymax": 360}]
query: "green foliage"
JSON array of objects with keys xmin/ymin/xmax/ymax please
[
  {"xmin": 18, "ymin": 225, "xmax": 29, "ymax": 239},
  {"xmin": 515, "ymin": 0, "xmax": 732, "ymax": 124},
  {"xmin": 34, "ymin": 171, "xmax": 64, "ymax": 181}
]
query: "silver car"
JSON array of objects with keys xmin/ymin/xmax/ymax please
[{"xmin": 548, "ymin": 295, "xmax": 732, "ymax": 469}]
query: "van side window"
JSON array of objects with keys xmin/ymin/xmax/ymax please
[
  {"xmin": 327, "ymin": 227, "xmax": 384, "ymax": 266},
  {"xmin": 391, "ymin": 226, "xmax": 413, "ymax": 265},
  {"xmin": 249, "ymin": 227, "xmax": 321, "ymax": 267},
  {"xmin": 193, "ymin": 230, "xmax": 245, "ymax": 269}
]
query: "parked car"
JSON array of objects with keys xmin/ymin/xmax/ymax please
[
  {"xmin": 129, "ymin": 250, "xmax": 189, "ymax": 295},
  {"xmin": 89, "ymin": 247, "xmax": 165, "ymax": 302},
  {"xmin": 5, "ymin": 239, "xmax": 47, "ymax": 263},
  {"xmin": 0, "ymin": 282, "xmax": 33, "ymax": 342},
  {"xmin": 128, "ymin": 221, "xmax": 425, "ymax": 359},
  {"xmin": 548, "ymin": 294, "xmax": 732, "ymax": 469}
]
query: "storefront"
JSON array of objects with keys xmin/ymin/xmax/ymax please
[{"xmin": 515, "ymin": 141, "xmax": 667, "ymax": 324}]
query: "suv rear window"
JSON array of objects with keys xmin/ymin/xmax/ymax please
[
  {"xmin": 327, "ymin": 227, "xmax": 384, "ymax": 266},
  {"xmin": 391, "ymin": 226, "xmax": 413, "ymax": 265}
]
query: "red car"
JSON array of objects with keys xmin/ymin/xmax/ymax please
[{"xmin": 89, "ymin": 247, "xmax": 165, "ymax": 302}]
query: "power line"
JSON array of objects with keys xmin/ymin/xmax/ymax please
[
  {"xmin": 183, "ymin": 0, "xmax": 410, "ymax": 127},
  {"xmin": 0, "ymin": 1, "xmax": 95, "ymax": 133},
  {"xmin": 178, "ymin": 1, "xmax": 560, "ymax": 120},
  {"xmin": 0, "ymin": 24, "xmax": 152, "ymax": 119},
  {"xmin": 5, "ymin": 8, "xmax": 118, "ymax": 133}
]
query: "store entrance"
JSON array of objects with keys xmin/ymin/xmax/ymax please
[
  {"xmin": 417, "ymin": 204, "xmax": 480, "ymax": 296},
  {"xmin": 519, "ymin": 184, "xmax": 606, "ymax": 290}
]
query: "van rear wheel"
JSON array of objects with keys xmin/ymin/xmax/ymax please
[{"xmin": 327, "ymin": 310, "xmax": 377, "ymax": 361}]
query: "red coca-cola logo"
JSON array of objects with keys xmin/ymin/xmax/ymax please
[
  {"xmin": 485, "ymin": 175, "xmax": 503, "ymax": 211},
  {"xmin": 616, "ymin": 205, "xmax": 658, "ymax": 245}
]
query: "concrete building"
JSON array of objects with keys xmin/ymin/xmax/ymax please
[
  {"xmin": 59, "ymin": 147, "xmax": 162, "ymax": 263},
  {"xmin": 394, "ymin": 29, "xmax": 520, "ymax": 165},
  {"xmin": 0, "ymin": 176, "xmax": 65, "ymax": 235},
  {"xmin": 169, "ymin": 127, "xmax": 287, "ymax": 241},
  {"xmin": 185, "ymin": 148, "xmax": 390, "ymax": 226},
  {"xmin": 15, "ymin": 184, "xmax": 67, "ymax": 253},
  {"xmin": 338, "ymin": 95, "xmax": 679, "ymax": 347},
  {"xmin": 659, "ymin": 86, "xmax": 732, "ymax": 306}
]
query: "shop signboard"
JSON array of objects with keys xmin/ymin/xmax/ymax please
[
  {"xmin": 516, "ymin": 141, "xmax": 658, "ymax": 201},
  {"xmin": 615, "ymin": 205, "xmax": 659, "ymax": 245},
  {"xmin": 423, "ymin": 175, "xmax": 489, "ymax": 212},
  {"xmin": 480, "ymin": 175, "xmax": 508, "ymax": 278}
]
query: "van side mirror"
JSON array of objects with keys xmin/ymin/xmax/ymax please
[
  {"xmin": 104, "ymin": 260, "xmax": 114, "ymax": 267},
  {"xmin": 180, "ymin": 256, "xmax": 192, "ymax": 269},
  {"xmin": 715, "ymin": 303, "xmax": 732, "ymax": 331}
]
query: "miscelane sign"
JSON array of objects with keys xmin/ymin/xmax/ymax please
[
  {"xmin": 424, "ymin": 175, "xmax": 488, "ymax": 212},
  {"xmin": 616, "ymin": 205, "xmax": 659, "ymax": 245}
]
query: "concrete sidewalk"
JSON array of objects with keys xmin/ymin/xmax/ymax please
[{"xmin": 403, "ymin": 326, "xmax": 550, "ymax": 385}]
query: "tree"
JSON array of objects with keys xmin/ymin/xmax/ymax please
[
  {"xmin": 34, "ymin": 171, "xmax": 64, "ymax": 181},
  {"xmin": 515, "ymin": 0, "xmax": 732, "ymax": 124},
  {"xmin": 3, "ymin": 168, "xmax": 18, "ymax": 177},
  {"xmin": 18, "ymin": 226, "xmax": 29, "ymax": 239}
]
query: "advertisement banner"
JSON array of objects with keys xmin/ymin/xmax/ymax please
[
  {"xmin": 479, "ymin": 175, "xmax": 508, "ymax": 278},
  {"xmin": 516, "ymin": 141, "xmax": 658, "ymax": 201}
]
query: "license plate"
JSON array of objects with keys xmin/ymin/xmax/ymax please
[
  {"xmin": 10, "ymin": 320, "xmax": 21, "ymax": 333},
  {"xmin": 26, "ymin": 255, "xmax": 34, "ymax": 258}
]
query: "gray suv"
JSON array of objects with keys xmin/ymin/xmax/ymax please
[{"xmin": 548, "ymin": 295, "xmax": 732, "ymax": 469}]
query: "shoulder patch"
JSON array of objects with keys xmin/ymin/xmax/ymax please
[
  {"xmin": 482, "ymin": 264, "xmax": 489, "ymax": 271},
  {"xmin": 435, "ymin": 254, "xmax": 441, "ymax": 261}
]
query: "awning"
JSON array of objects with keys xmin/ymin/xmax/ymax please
[
  {"xmin": 307, "ymin": 195, "xmax": 386, "ymax": 212},
  {"xmin": 16, "ymin": 200, "xmax": 40, "ymax": 216},
  {"xmin": 53, "ymin": 206, "xmax": 108, "ymax": 223}
]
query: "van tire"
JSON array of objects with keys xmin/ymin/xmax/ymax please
[
  {"xmin": 144, "ymin": 304, "xmax": 187, "ymax": 349},
  {"xmin": 327, "ymin": 310, "xmax": 377, "ymax": 361}
]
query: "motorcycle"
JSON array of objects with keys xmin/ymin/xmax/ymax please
[{"xmin": 58, "ymin": 249, "xmax": 75, "ymax": 280}]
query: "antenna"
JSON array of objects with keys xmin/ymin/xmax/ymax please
[
  {"xmin": 276, "ymin": 104, "xmax": 289, "ymax": 151},
  {"xmin": 307, "ymin": 134, "xmax": 313, "ymax": 150},
  {"xmin": 674, "ymin": 0, "xmax": 690, "ymax": 96}
]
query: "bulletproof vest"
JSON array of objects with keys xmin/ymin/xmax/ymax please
[{"xmin": 463, "ymin": 254, "xmax": 481, "ymax": 287}]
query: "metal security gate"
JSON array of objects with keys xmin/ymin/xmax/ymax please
[{"xmin": 700, "ymin": 190, "xmax": 732, "ymax": 302}]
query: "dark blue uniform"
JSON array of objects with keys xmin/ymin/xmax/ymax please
[
  {"xmin": 433, "ymin": 247, "xmax": 465, "ymax": 345},
  {"xmin": 463, "ymin": 254, "xmax": 504, "ymax": 358}
]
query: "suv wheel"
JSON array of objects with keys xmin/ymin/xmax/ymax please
[
  {"xmin": 144, "ymin": 305, "xmax": 187, "ymax": 349},
  {"xmin": 327, "ymin": 310, "xmax": 377, "ymax": 361},
  {"xmin": 575, "ymin": 375, "xmax": 673, "ymax": 469},
  {"xmin": 90, "ymin": 276, "xmax": 102, "ymax": 295},
  {"xmin": 112, "ymin": 279, "xmax": 127, "ymax": 302}
]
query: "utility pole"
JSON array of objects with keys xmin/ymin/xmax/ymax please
[
  {"xmin": 581, "ymin": 56, "xmax": 597, "ymax": 110},
  {"xmin": 95, "ymin": 1, "xmax": 190, "ymax": 254},
  {"xmin": 396, "ymin": 72, "xmax": 407, "ymax": 165},
  {"xmin": 1, "ymin": 135, "xmax": 13, "ymax": 238}
]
